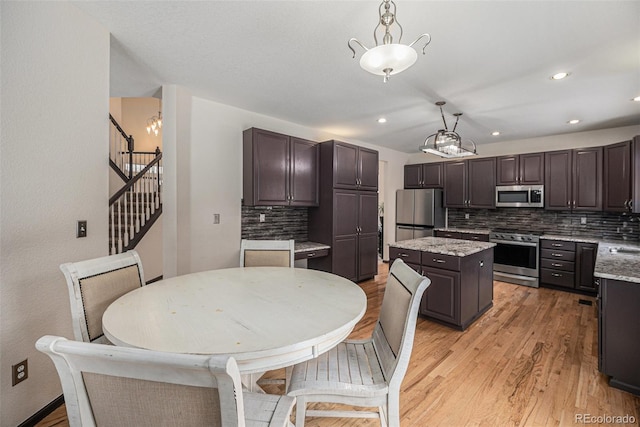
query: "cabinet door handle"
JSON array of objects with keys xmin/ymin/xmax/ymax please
[
  {"xmin": 551, "ymin": 273, "xmax": 562, "ymax": 277},
  {"xmin": 551, "ymin": 263, "xmax": 563, "ymax": 267},
  {"xmin": 400, "ymin": 253, "xmax": 409, "ymax": 257},
  {"xmin": 433, "ymin": 258, "xmax": 446, "ymax": 263},
  {"xmin": 551, "ymin": 243, "xmax": 563, "ymax": 247},
  {"xmin": 551, "ymin": 253, "xmax": 563, "ymax": 257}
]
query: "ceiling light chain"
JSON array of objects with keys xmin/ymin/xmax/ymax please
[
  {"xmin": 348, "ymin": 0, "xmax": 431, "ymax": 82},
  {"xmin": 419, "ymin": 101, "xmax": 477, "ymax": 158}
]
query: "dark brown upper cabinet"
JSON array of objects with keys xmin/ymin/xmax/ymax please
[
  {"xmin": 545, "ymin": 147, "xmax": 602, "ymax": 211},
  {"xmin": 404, "ymin": 163, "xmax": 443, "ymax": 188},
  {"xmin": 328, "ymin": 140, "xmax": 378, "ymax": 191},
  {"xmin": 243, "ymin": 128, "xmax": 319, "ymax": 206},
  {"xmin": 444, "ymin": 157, "xmax": 496, "ymax": 209},
  {"xmin": 496, "ymin": 152, "xmax": 544, "ymax": 186},
  {"xmin": 604, "ymin": 140, "xmax": 634, "ymax": 212}
]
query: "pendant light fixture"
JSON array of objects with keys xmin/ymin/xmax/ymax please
[
  {"xmin": 146, "ymin": 99, "xmax": 162, "ymax": 137},
  {"xmin": 419, "ymin": 102, "xmax": 477, "ymax": 158},
  {"xmin": 348, "ymin": 0, "xmax": 431, "ymax": 83}
]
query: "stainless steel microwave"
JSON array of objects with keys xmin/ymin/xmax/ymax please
[{"xmin": 495, "ymin": 185, "xmax": 544, "ymax": 208}]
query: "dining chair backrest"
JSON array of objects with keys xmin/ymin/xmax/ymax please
[
  {"xmin": 60, "ymin": 251, "xmax": 145, "ymax": 344},
  {"xmin": 36, "ymin": 335, "xmax": 246, "ymax": 427},
  {"xmin": 240, "ymin": 239, "xmax": 295, "ymax": 268},
  {"xmin": 372, "ymin": 258, "xmax": 431, "ymax": 389}
]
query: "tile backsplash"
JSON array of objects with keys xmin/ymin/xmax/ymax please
[
  {"xmin": 448, "ymin": 208, "xmax": 640, "ymax": 242},
  {"xmin": 241, "ymin": 206, "xmax": 308, "ymax": 241}
]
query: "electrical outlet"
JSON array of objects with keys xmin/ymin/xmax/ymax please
[
  {"xmin": 12, "ymin": 359, "xmax": 28, "ymax": 386},
  {"xmin": 76, "ymin": 220, "xmax": 87, "ymax": 238},
  {"xmin": 259, "ymin": 214, "xmax": 266, "ymax": 223},
  {"xmin": 213, "ymin": 214, "xmax": 220, "ymax": 224},
  {"xmin": 465, "ymin": 213, "xmax": 470, "ymax": 219},
  {"xmin": 580, "ymin": 217, "xmax": 587, "ymax": 225}
]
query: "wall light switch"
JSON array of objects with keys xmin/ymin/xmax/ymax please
[
  {"xmin": 76, "ymin": 220, "xmax": 87, "ymax": 238},
  {"xmin": 259, "ymin": 214, "xmax": 266, "ymax": 223},
  {"xmin": 580, "ymin": 217, "xmax": 587, "ymax": 225},
  {"xmin": 213, "ymin": 214, "xmax": 220, "ymax": 224}
]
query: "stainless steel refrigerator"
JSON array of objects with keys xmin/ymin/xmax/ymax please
[{"xmin": 396, "ymin": 189, "xmax": 445, "ymax": 241}]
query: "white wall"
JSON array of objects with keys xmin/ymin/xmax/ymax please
[
  {"xmin": 406, "ymin": 125, "xmax": 640, "ymax": 164},
  {"xmin": 161, "ymin": 89, "xmax": 410, "ymax": 275},
  {"xmin": 0, "ymin": 3, "xmax": 109, "ymax": 426}
]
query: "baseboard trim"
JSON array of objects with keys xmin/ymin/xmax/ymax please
[{"xmin": 18, "ymin": 395, "xmax": 64, "ymax": 427}]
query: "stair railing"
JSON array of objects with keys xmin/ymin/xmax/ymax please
[
  {"xmin": 109, "ymin": 114, "xmax": 134, "ymax": 181},
  {"xmin": 109, "ymin": 149, "xmax": 163, "ymax": 254}
]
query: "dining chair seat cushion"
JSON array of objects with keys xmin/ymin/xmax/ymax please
[
  {"xmin": 78, "ymin": 265, "xmax": 143, "ymax": 341},
  {"xmin": 243, "ymin": 249, "xmax": 291, "ymax": 267}
]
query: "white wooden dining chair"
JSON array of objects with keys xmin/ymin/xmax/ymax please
[
  {"xmin": 60, "ymin": 250, "xmax": 145, "ymax": 344},
  {"xmin": 36, "ymin": 335, "xmax": 296, "ymax": 427},
  {"xmin": 240, "ymin": 239, "xmax": 295, "ymax": 389},
  {"xmin": 286, "ymin": 258, "xmax": 431, "ymax": 427},
  {"xmin": 240, "ymin": 239, "xmax": 295, "ymax": 268}
]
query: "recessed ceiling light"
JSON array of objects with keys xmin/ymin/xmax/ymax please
[
  {"xmin": 633, "ymin": 96, "xmax": 640, "ymax": 102},
  {"xmin": 551, "ymin": 72, "xmax": 570, "ymax": 80},
  {"xmin": 377, "ymin": 118, "xmax": 387, "ymax": 124},
  {"xmin": 567, "ymin": 119, "xmax": 580, "ymax": 125},
  {"xmin": 491, "ymin": 131, "xmax": 500, "ymax": 136}
]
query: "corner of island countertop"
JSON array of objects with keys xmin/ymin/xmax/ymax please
[{"xmin": 390, "ymin": 236, "xmax": 495, "ymax": 257}]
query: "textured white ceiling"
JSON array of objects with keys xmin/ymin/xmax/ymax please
[{"xmin": 73, "ymin": 1, "xmax": 640, "ymax": 153}]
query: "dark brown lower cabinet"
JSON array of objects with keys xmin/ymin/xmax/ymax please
[
  {"xmin": 540, "ymin": 239, "xmax": 597, "ymax": 293},
  {"xmin": 598, "ymin": 277, "xmax": 640, "ymax": 395}
]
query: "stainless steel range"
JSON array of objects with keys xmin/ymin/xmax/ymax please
[{"xmin": 489, "ymin": 229, "xmax": 542, "ymax": 288}]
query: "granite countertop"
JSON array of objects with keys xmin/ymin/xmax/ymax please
[
  {"xmin": 541, "ymin": 234, "xmax": 600, "ymax": 244},
  {"xmin": 593, "ymin": 241, "xmax": 640, "ymax": 284},
  {"xmin": 434, "ymin": 227, "xmax": 492, "ymax": 235},
  {"xmin": 294, "ymin": 241, "xmax": 330, "ymax": 253},
  {"xmin": 390, "ymin": 237, "xmax": 495, "ymax": 257}
]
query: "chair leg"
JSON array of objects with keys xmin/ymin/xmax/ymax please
[
  {"xmin": 295, "ymin": 397, "xmax": 307, "ymax": 427},
  {"xmin": 379, "ymin": 405, "xmax": 388, "ymax": 427},
  {"xmin": 387, "ymin": 393, "xmax": 400, "ymax": 427}
]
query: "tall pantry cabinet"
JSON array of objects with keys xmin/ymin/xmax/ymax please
[{"xmin": 309, "ymin": 140, "xmax": 379, "ymax": 282}]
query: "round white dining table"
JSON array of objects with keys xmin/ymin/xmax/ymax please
[{"xmin": 102, "ymin": 267, "xmax": 367, "ymax": 378}]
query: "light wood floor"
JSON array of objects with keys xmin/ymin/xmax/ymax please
[{"xmin": 36, "ymin": 261, "xmax": 639, "ymax": 426}]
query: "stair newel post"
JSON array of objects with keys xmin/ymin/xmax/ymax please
[{"xmin": 127, "ymin": 135, "xmax": 134, "ymax": 180}]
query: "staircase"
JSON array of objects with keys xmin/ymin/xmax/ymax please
[{"xmin": 109, "ymin": 114, "xmax": 162, "ymax": 254}]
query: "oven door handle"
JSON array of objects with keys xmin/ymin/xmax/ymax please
[{"xmin": 490, "ymin": 239, "xmax": 538, "ymax": 248}]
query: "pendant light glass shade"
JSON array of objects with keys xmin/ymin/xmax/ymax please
[{"xmin": 349, "ymin": 0, "xmax": 430, "ymax": 82}]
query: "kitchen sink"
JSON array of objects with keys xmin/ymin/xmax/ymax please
[{"xmin": 608, "ymin": 247, "xmax": 640, "ymax": 255}]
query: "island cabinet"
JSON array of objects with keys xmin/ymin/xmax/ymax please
[
  {"xmin": 603, "ymin": 138, "xmax": 640, "ymax": 213},
  {"xmin": 389, "ymin": 238, "xmax": 495, "ymax": 331},
  {"xmin": 496, "ymin": 152, "xmax": 544, "ymax": 186},
  {"xmin": 598, "ymin": 277, "xmax": 640, "ymax": 395},
  {"xmin": 444, "ymin": 157, "xmax": 496, "ymax": 209},
  {"xmin": 243, "ymin": 128, "xmax": 319, "ymax": 206},
  {"xmin": 404, "ymin": 163, "xmax": 443, "ymax": 189},
  {"xmin": 308, "ymin": 141, "xmax": 379, "ymax": 282},
  {"xmin": 545, "ymin": 147, "xmax": 602, "ymax": 211}
]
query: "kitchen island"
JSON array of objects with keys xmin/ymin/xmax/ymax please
[
  {"xmin": 593, "ymin": 240, "xmax": 640, "ymax": 396},
  {"xmin": 390, "ymin": 237, "xmax": 495, "ymax": 330}
]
